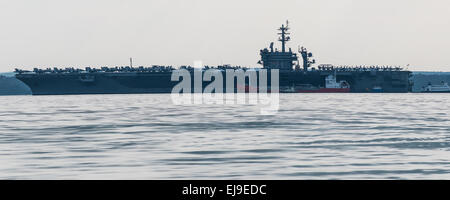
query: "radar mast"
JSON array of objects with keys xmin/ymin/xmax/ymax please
[{"xmin": 278, "ymin": 20, "xmax": 291, "ymax": 53}]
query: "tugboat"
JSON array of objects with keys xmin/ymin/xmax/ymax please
[
  {"xmin": 421, "ymin": 81, "xmax": 450, "ymax": 93},
  {"xmin": 281, "ymin": 72, "xmax": 350, "ymax": 93}
]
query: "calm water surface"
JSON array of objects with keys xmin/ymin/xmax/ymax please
[{"xmin": 0, "ymin": 94, "xmax": 449, "ymax": 179}]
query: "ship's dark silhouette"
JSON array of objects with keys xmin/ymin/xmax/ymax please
[{"xmin": 15, "ymin": 21, "xmax": 412, "ymax": 95}]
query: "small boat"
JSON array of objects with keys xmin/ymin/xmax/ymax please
[
  {"xmin": 281, "ymin": 74, "xmax": 350, "ymax": 93},
  {"xmin": 421, "ymin": 81, "xmax": 450, "ymax": 93},
  {"xmin": 372, "ymin": 86, "xmax": 383, "ymax": 93}
]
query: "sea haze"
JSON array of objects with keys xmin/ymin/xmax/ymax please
[{"xmin": 0, "ymin": 94, "xmax": 449, "ymax": 179}]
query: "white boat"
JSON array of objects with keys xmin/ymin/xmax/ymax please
[
  {"xmin": 421, "ymin": 81, "xmax": 450, "ymax": 93},
  {"xmin": 279, "ymin": 74, "xmax": 350, "ymax": 93}
]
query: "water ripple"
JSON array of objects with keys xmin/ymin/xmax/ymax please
[{"xmin": 0, "ymin": 94, "xmax": 449, "ymax": 179}]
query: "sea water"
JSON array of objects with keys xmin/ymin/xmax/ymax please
[{"xmin": 0, "ymin": 94, "xmax": 448, "ymax": 179}]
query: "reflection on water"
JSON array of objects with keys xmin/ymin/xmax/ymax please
[{"xmin": 0, "ymin": 94, "xmax": 449, "ymax": 179}]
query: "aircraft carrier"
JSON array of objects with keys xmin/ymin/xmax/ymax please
[{"xmin": 15, "ymin": 22, "xmax": 412, "ymax": 95}]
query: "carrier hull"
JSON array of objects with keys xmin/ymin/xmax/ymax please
[{"xmin": 16, "ymin": 70, "xmax": 411, "ymax": 95}]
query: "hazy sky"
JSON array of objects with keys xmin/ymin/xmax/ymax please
[{"xmin": 1, "ymin": 0, "xmax": 449, "ymax": 72}]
